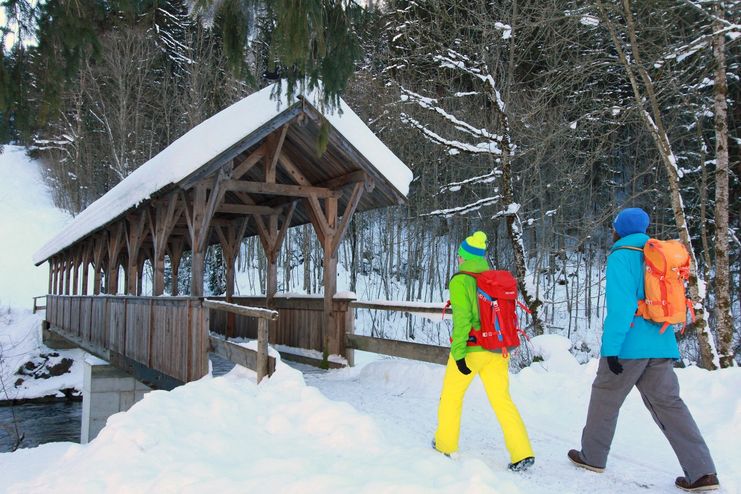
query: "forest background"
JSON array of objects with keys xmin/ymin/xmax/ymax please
[{"xmin": 0, "ymin": 0, "xmax": 738, "ymax": 369}]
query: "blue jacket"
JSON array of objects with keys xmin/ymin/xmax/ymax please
[{"xmin": 600, "ymin": 233, "xmax": 681, "ymax": 359}]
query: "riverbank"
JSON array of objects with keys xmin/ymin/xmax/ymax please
[{"xmin": 0, "ymin": 310, "xmax": 84, "ymax": 404}]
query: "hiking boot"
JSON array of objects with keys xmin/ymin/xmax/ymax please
[
  {"xmin": 675, "ymin": 474, "xmax": 719, "ymax": 492},
  {"xmin": 567, "ymin": 449, "xmax": 605, "ymax": 473},
  {"xmin": 508, "ymin": 456, "xmax": 535, "ymax": 472},
  {"xmin": 431, "ymin": 439, "xmax": 451, "ymax": 458}
]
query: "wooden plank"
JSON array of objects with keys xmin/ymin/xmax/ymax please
[
  {"xmin": 345, "ymin": 334, "xmax": 449, "ymax": 365},
  {"xmin": 224, "ymin": 180, "xmax": 341, "ymax": 199},
  {"xmin": 203, "ymin": 300, "xmax": 278, "ymax": 320},
  {"xmin": 209, "ymin": 335, "xmax": 276, "ymax": 376}
]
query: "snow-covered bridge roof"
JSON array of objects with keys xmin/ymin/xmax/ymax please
[{"xmin": 33, "ymin": 83, "xmax": 412, "ymax": 265}]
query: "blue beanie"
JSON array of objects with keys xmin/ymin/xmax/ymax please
[{"xmin": 613, "ymin": 208, "xmax": 650, "ymax": 238}]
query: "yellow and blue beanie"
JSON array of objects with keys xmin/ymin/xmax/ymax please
[{"xmin": 459, "ymin": 231, "xmax": 487, "ymax": 260}]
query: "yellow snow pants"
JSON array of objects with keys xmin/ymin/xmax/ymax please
[{"xmin": 434, "ymin": 351, "xmax": 534, "ymax": 462}]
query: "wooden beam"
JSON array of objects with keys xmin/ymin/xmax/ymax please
[
  {"xmin": 318, "ymin": 170, "xmax": 373, "ymax": 192},
  {"xmin": 225, "ymin": 180, "xmax": 340, "ymax": 199},
  {"xmin": 218, "ymin": 203, "xmax": 281, "ymax": 216},
  {"xmin": 277, "ymin": 153, "xmax": 311, "ymax": 186},
  {"xmin": 265, "ymin": 125, "xmax": 289, "ymax": 183},
  {"xmin": 233, "ymin": 145, "xmax": 266, "ymax": 180},
  {"xmin": 273, "ymin": 201, "xmax": 297, "ymax": 254},
  {"xmin": 332, "ymin": 181, "xmax": 365, "ymax": 256},
  {"xmin": 345, "ymin": 334, "xmax": 448, "ymax": 365}
]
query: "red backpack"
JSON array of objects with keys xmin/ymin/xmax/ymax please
[{"xmin": 444, "ymin": 271, "xmax": 531, "ymax": 357}]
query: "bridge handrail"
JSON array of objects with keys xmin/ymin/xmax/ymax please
[
  {"xmin": 202, "ymin": 299, "xmax": 278, "ymax": 320},
  {"xmin": 32, "ymin": 294, "xmax": 47, "ymax": 314},
  {"xmin": 203, "ymin": 299, "xmax": 277, "ymax": 382}
]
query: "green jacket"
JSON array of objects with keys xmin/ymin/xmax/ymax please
[{"xmin": 449, "ymin": 257, "xmax": 490, "ymax": 361}]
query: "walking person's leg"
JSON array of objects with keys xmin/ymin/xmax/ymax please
[
  {"xmin": 435, "ymin": 355, "xmax": 477, "ymax": 454},
  {"xmin": 578, "ymin": 358, "xmax": 648, "ymax": 469},
  {"xmin": 476, "ymin": 352, "xmax": 534, "ymax": 464},
  {"xmin": 634, "ymin": 359, "xmax": 718, "ymax": 489}
]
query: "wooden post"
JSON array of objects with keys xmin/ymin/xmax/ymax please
[
  {"xmin": 149, "ymin": 195, "xmax": 182, "ymax": 296},
  {"xmin": 266, "ymin": 215, "xmax": 279, "ymax": 306},
  {"xmin": 51, "ymin": 258, "xmax": 58, "ymax": 294},
  {"xmin": 92, "ymin": 234, "xmax": 107, "ymax": 296},
  {"xmin": 303, "ymin": 180, "xmax": 369, "ymax": 366},
  {"xmin": 256, "ymin": 318, "xmax": 269, "ymax": 382},
  {"xmin": 48, "ymin": 260, "xmax": 53, "ymax": 294},
  {"xmin": 323, "ymin": 197, "xmax": 338, "ymax": 365},
  {"xmin": 215, "ymin": 219, "xmax": 249, "ymax": 337},
  {"xmin": 136, "ymin": 249, "xmax": 149, "ymax": 296},
  {"xmin": 71, "ymin": 249, "xmax": 80, "ymax": 296},
  {"xmin": 106, "ymin": 224, "xmax": 124, "ymax": 294},
  {"xmin": 168, "ymin": 238, "xmax": 185, "ymax": 296},
  {"xmin": 183, "ymin": 174, "xmax": 225, "ymax": 298},
  {"xmin": 56, "ymin": 258, "xmax": 63, "ymax": 295},
  {"xmin": 126, "ymin": 213, "xmax": 148, "ymax": 295},
  {"xmin": 64, "ymin": 254, "xmax": 72, "ymax": 295},
  {"xmin": 81, "ymin": 243, "xmax": 91, "ymax": 296}
]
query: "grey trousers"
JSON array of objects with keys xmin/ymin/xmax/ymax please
[{"xmin": 580, "ymin": 358, "xmax": 716, "ymax": 483}]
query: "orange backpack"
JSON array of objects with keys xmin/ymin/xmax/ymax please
[{"xmin": 618, "ymin": 239, "xmax": 696, "ymax": 333}]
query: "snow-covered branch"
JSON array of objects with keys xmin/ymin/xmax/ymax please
[{"xmin": 424, "ymin": 196, "xmax": 502, "ymax": 217}]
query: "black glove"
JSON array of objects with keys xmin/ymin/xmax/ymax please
[
  {"xmin": 455, "ymin": 358, "xmax": 472, "ymax": 375},
  {"xmin": 606, "ymin": 356, "xmax": 623, "ymax": 375}
]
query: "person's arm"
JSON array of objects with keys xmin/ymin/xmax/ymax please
[
  {"xmin": 601, "ymin": 252, "xmax": 639, "ymax": 357},
  {"xmin": 449, "ymin": 274, "xmax": 474, "ymax": 362}
]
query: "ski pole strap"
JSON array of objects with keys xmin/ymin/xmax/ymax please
[{"xmin": 442, "ymin": 300, "xmax": 451, "ymax": 320}]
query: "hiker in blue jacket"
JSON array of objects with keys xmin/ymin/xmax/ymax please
[{"xmin": 568, "ymin": 208, "xmax": 719, "ymax": 492}]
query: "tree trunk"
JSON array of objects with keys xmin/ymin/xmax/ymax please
[{"xmin": 711, "ymin": 3, "xmax": 734, "ymax": 368}]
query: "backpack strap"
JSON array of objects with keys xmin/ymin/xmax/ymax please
[{"xmin": 611, "ymin": 245, "xmax": 644, "ymax": 254}]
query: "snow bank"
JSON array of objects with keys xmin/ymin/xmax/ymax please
[
  {"xmin": 0, "ymin": 146, "xmax": 71, "ymax": 307},
  {"xmin": 528, "ymin": 334, "xmax": 581, "ymax": 372},
  {"xmin": 1, "ymin": 361, "xmax": 521, "ymax": 494}
]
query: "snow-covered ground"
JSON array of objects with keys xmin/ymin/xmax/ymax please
[
  {"xmin": 0, "ymin": 310, "xmax": 84, "ymax": 402},
  {"xmin": 0, "ymin": 341, "xmax": 738, "ymax": 493}
]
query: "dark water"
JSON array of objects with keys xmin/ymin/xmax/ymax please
[
  {"xmin": 0, "ymin": 401, "xmax": 82, "ymax": 452},
  {"xmin": 0, "ymin": 355, "xmax": 239, "ymax": 453}
]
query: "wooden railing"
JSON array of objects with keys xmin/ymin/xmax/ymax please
[
  {"xmin": 203, "ymin": 300, "xmax": 278, "ymax": 382},
  {"xmin": 346, "ymin": 300, "xmax": 451, "ymax": 365},
  {"xmin": 46, "ymin": 295, "xmax": 210, "ymax": 388},
  {"xmin": 32, "ymin": 295, "xmax": 47, "ymax": 314},
  {"xmin": 208, "ymin": 295, "xmax": 354, "ymax": 365}
]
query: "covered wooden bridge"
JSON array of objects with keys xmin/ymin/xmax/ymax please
[{"xmin": 33, "ymin": 83, "xmax": 413, "ymax": 389}]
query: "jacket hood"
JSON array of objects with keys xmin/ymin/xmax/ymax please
[{"xmin": 611, "ymin": 233, "xmax": 649, "ymax": 251}]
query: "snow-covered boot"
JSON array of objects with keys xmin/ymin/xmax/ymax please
[{"xmin": 508, "ymin": 456, "xmax": 534, "ymax": 472}]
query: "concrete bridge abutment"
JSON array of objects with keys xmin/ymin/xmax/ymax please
[{"xmin": 81, "ymin": 357, "xmax": 151, "ymax": 444}]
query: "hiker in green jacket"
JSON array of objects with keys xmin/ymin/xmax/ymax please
[{"xmin": 433, "ymin": 231, "xmax": 534, "ymax": 471}]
